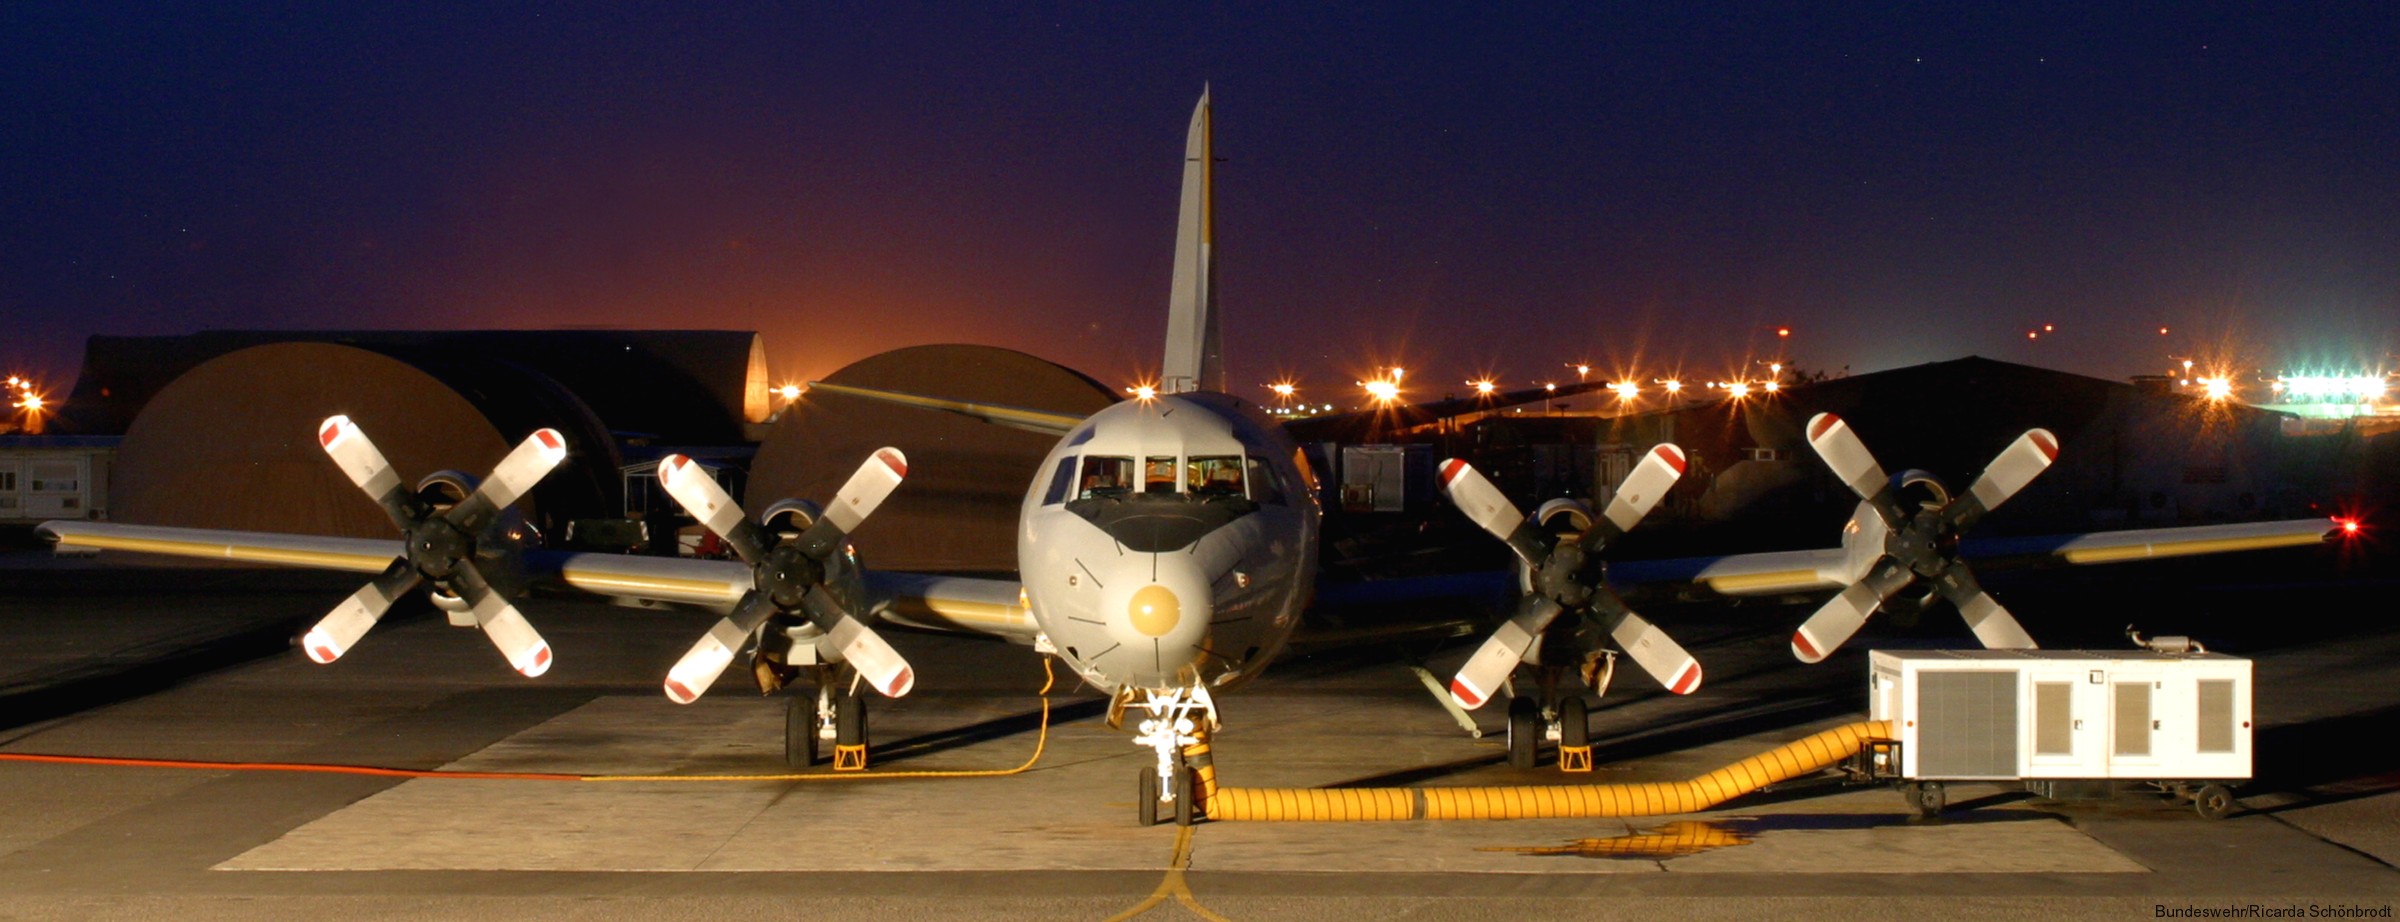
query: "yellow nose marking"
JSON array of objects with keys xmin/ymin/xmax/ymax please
[{"xmin": 1128, "ymin": 584, "xmax": 1182, "ymax": 637}]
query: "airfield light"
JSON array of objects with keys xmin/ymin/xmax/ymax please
[
  {"xmin": 1764, "ymin": 380, "xmax": 1781, "ymax": 393},
  {"xmin": 1130, "ymin": 384, "xmax": 1157, "ymax": 401},
  {"xmin": 1364, "ymin": 380, "xmax": 1399, "ymax": 403},
  {"xmin": 2182, "ymin": 359, "xmax": 2195, "ymax": 372},
  {"xmin": 1390, "ymin": 367, "xmax": 1405, "ymax": 383},
  {"xmin": 2027, "ymin": 331, "xmax": 2039, "ymax": 340},
  {"xmin": 1769, "ymin": 363, "xmax": 1782, "ymax": 376},
  {"xmin": 1269, "ymin": 382, "xmax": 1297, "ymax": 399},
  {"xmin": 1612, "ymin": 381, "xmax": 1639, "ymax": 401},
  {"xmin": 775, "ymin": 384, "xmax": 802, "ymax": 401},
  {"xmin": 1662, "ymin": 379, "xmax": 1684, "ymax": 395},
  {"xmin": 2160, "ymin": 327, "xmax": 2171, "ymax": 335},
  {"xmin": 1574, "ymin": 364, "xmax": 1591, "ymax": 379},
  {"xmin": 2044, "ymin": 324, "xmax": 2055, "ymax": 333},
  {"xmin": 1471, "ymin": 380, "xmax": 1497, "ymax": 396},
  {"xmin": 18, "ymin": 394, "xmax": 40, "ymax": 411},
  {"xmin": 1544, "ymin": 383, "xmax": 1556, "ymax": 392},
  {"xmin": 2200, "ymin": 377, "xmax": 2233, "ymax": 401},
  {"xmin": 1725, "ymin": 382, "xmax": 1751, "ymax": 399},
  {"xmin": 1776, "ymin": 327, "xmax": 1791, "ymax": 338}
]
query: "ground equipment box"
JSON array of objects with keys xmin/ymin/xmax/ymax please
[{"xmin": 1865, "ymin": 649, "xmax": 2251, "ymax": 818}]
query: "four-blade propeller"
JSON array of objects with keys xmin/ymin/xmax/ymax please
[
  {"xmin": 1437, "ymin": 444, "xmax": 1701, "ymax": 709},
  {"xmin": 1791, "ymin": 413, "xmax": 2057, "ymax": 663},
  {"xmin": 655, "ymin": 448, "xmax": 915, "ymax": 704},
  {"xmin": 302, "ymin": 415, "xmax": 567, "ymax": 677}
]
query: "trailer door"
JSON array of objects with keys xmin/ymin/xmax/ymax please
[
  {"xmin": 2026, "ymin": 668, "xmax": 2103, "ymax": 777},
  {"xmin": 2109, "ymin": 673, "xmax": 2161, "ymax": 776}
]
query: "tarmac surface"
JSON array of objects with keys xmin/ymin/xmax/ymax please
[{"xmin": 2, "ymin": 545, "xmax": 2396, "ymax": 920}]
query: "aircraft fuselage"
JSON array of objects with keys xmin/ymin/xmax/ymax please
[{"xmin": 1018, "ymin": 392, "xmax": 1320, "ymax": 693}]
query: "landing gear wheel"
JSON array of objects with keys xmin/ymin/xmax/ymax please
[
  {"xmin": 2194, "ymin": 783, "xmax": 2235, "ymax": 820},
  {"xmin": 1506, "ymin": 695, "xmax": 1540, "ymax": 769},
  {"xmin": 1174, "ymin": 765, "xmax": 1196, "ymax": 827},
  {"xmin": 784, "ymin": 696, "xmax": 818, "ymax": 768},
  {"xmin": 1903, "ymin": 781, "xmax": 1946, "ymax": 818},
  {"xmin": 835, "ymin": 684, "xmax": 867, "ymax": 748},
  {"xmin": 1137, "ymin": 765, "xmax": 1160, "ymax": 827},
  {"xmin": 1559, "ymin": 696, "xmax": 1590, "ymax": 749}
]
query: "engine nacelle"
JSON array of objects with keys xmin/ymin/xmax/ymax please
[
  {"xmin": 1533, "ymin": 498, "xmax": 1594, "ymax": 535},
  {"xmin": 758, "ymin": 497, "xmax": 824, "ymax": 537}
]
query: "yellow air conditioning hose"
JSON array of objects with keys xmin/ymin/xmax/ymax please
[{"xmin": 1206, "ymin": 719, "xmax": 1892, "ymax": 821}]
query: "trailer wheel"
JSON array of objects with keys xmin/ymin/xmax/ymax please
[
  {"xmin": 1904, "ymin": 781, "xmax": 1946, "ymax": 818},
  {"xmin": 2193, "ymin": 784, "xmax": 2235, "ymax": 820}
]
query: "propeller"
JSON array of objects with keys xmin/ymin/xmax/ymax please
[
  {"xmin": 1791, "ymin": 413, "xmax": 2057, "ymax": 663},
  {"xmin": 654, "ymin": 448, "xmax": 914, "ymax": 704},
  {"xmin": 301, "ymin": 415, "xmax": 568, "ymax": 676},
  {"xmin": 1437, "ymin": 444, "xmax": 1701, "ymax": 709}
]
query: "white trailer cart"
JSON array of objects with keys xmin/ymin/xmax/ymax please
[{"xmin": 1860, "ymin": 649, "xmax": 2252, "ymax": 819}]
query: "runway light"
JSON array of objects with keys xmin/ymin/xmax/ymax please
[
  {"xmin": 1611, "ymin": 381, "xmax": 1639, "ymax": 400},
  {"xmin": 1269, "ymin": 382, "xmax": 1297, "ymax": 398},
  {"xmin": 1471, "ymin": 380, "xmax": 1497, "ymax": 396},
  {"xmin": 1662, "ymin": 379, "xmax": 1683, "ymax": 395},
  {"xmin": 1725, "ymin": 382, "xmax": 1751, "ymax": 399}
]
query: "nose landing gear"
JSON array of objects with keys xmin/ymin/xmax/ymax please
[{"xmin": 1129, "ymin": 685, "xmax": 1217, "ymax": 826}]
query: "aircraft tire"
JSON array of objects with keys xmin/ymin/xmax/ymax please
[
  {"xmin": 1138, "ymin": 766, "xmax": 1160, "ymax": 826},
  {"xmin": 1174, "ymin": 766, "xmax": 1196, "ymax": 826},
  {"xmin": 1560, "ymin": 696, "xmax": 1590, "ymax": 750},
  {"xmin": 785, "ymin": 696, "xmax": 818, "ymax": 768},
  {"xmin": 1506, "ymin": 696, "xmax": 1540, "ymax": 769}
]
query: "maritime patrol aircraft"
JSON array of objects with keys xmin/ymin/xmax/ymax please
[{"xmin": 38, "ymin": 90, "xmax": 2344, "ymax": 825}]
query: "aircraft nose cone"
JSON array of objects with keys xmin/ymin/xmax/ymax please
[{"xmin": 1128, "ymin": 583, "xmax": 1182, "ymax": 637}]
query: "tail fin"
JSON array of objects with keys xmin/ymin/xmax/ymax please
[{"xmin": 1160, "ymin": 87, "xmax": 1222, "ymax": 394}]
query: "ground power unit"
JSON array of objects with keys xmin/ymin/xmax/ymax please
[{"xmin": 1861, "ymin": 649, "xmax": 2253, "ymax": 819}]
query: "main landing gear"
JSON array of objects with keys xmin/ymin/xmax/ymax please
[
  {"xmin": 1126, "ymin": 685, "xmax": 1216, "ymax": 826},
  {"xmin": 1502, "ymin": 660, "xmax": 1597, "ymax": 772},
  {"xmin": 783, "ymin": 666, "xmax": 872, "ymax": 771}
]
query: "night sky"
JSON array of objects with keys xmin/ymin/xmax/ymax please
[{"xmin": 5, "ymin": 4, "xmax": 2397, "ymax": 404}]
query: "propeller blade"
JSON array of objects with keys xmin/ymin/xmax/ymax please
[
  {"xmin": 444, "ymin": 428, "xmax": 568, "ymax": 535},
  {"xmin": 1438, "ymin": 458, "xmax": 1552, "ymax": 566},
  {"xmin": 1791, "ymin": 556, "xmax": 1915, "ymax": 664},
  {"xmin": 1592, "ymin": 592, "xmax": 1702, "ymax": 695},
  {"xmin": 1930, "ymin": 564, "xmax": 2038, "ymax": 650},
  {"xmin": 300, "ymin": 558, "xmax": 423, "ymax": 664},
  {"xmin": 662, "ymin": 591, "xmax": 778, "ymax": 704},
  {"xmin": 657, "ymin": 454, "xmax": 773, "ymax": 564},
  {"xmin": 1447, "ymin": 595, "xmax": 1565, "ymax": 710},
  {"xmin": 1593, "ymin": 443, "xmax": 1686, "ymax": 538},
  {"xmin": 317, "ymin": 415, "xmax": 418, "ymax": 531},
  {"xmin": 454, "ymin": 560, "xmax": 552, "ymax": 677},
  {"xmin": 1944, "ymin": 429, "xmax": 2059, "ymax": 531},
  {"xmin": 1805, "ymin": 413, "xmax": 1906, "ymax": 526},
  {"xmin": 808, "ymin": 588, "xmax": 914, "ymax": 697},
  {"xmin": 797, "ymin": 448, "xmax": 909, "ymax": 558}
]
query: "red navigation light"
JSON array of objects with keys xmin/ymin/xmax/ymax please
[{"xmin": 2336, "ymin": 517, "xmax": 2362, "ymax": 536}]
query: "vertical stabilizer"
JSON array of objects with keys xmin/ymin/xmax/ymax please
[{"xmin": 1160, "ymin": 88, "xmax": 1222, "ymax": 394}]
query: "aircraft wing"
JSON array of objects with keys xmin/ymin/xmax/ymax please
[
  {"xmin": 803, "ymin": 380, "xmax": 1086, "ymax": 437},
  {"xmin": 38, "ymin": 520, "xmax": 404, "ymax": 573},
  {"xmin": 1605, "ymin": 517, "xmax": 2338, "ymax": 599},
  {"xmin": 36, "ymin": 520, "xmax": 1042, "ymax": 643}
]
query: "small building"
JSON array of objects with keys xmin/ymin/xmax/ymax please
[{"xmin": 0, "ymin": 435, "xmax": 117, "ymax": 524}]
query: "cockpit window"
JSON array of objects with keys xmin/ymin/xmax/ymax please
[
  {"xmin": 1244, "ymin": 457, "xmax": 1284, "ymax": 505},
  {"xmin": 1189, "ymin": 456, "xmax": 1244, "ymax": 497},
  {"xmin": 1144, "ymin": 456, "xmax": 1180, "ymax": 494},
  {"xmin": 1080, "ymin": 456, "xmax": 1133, "ymax": 499},
  {"xmin": 1041, "ymin": 455, "xmax": 1078, "ymax": 505}
]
